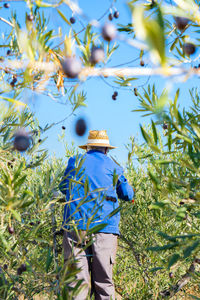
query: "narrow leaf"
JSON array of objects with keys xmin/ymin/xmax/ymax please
[{"xmin": 56, "ymin": 9, "xmax": 71, "ymax": 25}]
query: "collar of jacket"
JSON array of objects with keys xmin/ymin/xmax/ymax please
[{"xmin": 87, "ymin": 150, "xmax": 106, "ymax": 155}]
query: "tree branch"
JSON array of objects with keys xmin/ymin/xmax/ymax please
[
  {"xmin": 1, "ymin": 60, "xmax": 200, "ymax": 78},
  {"xmin": 160, "ymin": 258, "xmax": 200, "ymax": 298},
  {"xmin": 0, "ymin": 16, "xmax": 14, "ymax": 27}
]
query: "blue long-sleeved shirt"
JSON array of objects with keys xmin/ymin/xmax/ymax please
[{"xmin": 59, "ymin": 150, "xmax": 134, "ymax": 234}]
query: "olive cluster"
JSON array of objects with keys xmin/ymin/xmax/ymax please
[{"xmin": 175, "ymin": 17, "xmax": 196, "ymax": 56}]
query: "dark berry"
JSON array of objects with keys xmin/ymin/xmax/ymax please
[
  {"xmin": 162, "ymin": 123, "xmax": 168, "ymax": 130},
  {"xmin": 4, "ymin": 3, "xmax": 10, "ymax": 8},
  {"xmin": 20, "ymin": 264, "xmax": 27, "ymax": 272},
  {"xmin": 8, "ymin": 226, "xmax": 14, "ymax": 234},
  {"xmin": 108, "ymin": 13, "xmax": 113, "ymax": 21},
  {"xmin": 150, "ymin": 0, "xmax": 155, "ymax": 9},
  {"xmin": 114, "ymin": 11, "xmax": 119, "ymax": 19},
  {"xmin": 169, "ymin": 272, "xmax": 173, "ymax": 278},
  {"xmin": 179, "ymin": 201, "xmax": 184, "ymax": 205},
  {"xmin": 7, "ymin": 50, "xmax": 11, "ymax": 56},
  {"xmin": 112, "ymin": 95, "xmax": 117, "ymax": 101},
  {"xmin": 30, "ymin": 222, "xmax": 35, "ymax": 226},
  {"xmin": 175, "ymin": 17, "xmax": 189, "ymax": 31},
  {"xmin": 90, "ymin": 47, "xmax": 104, "ymax": 64},
  {"xmin": 134, "ymin": 88, "xmax": 138, "ymax": 96},
  {"xmin": 27, "ymin": 15, "xmax": 34, "ymax": 22},
  {"xmin": 17, "ymin": 267, "xmax": 22, "ymax": 275},
  {"xmin": 75, "ymin": 118, "xmax": 87, "ymax": 136},
  {"xmin": 102, "ymin": 23, "xmax": 116, "ymax": 42},
  {"xmin": 12, "ymin": 76, "xmax": 17, "ymax": 84},
  {"xmin": 70, "ymin": 17, "xmax": 76, "ymax": 24},
  {"xmin": 3, "ymin": 264, "xmax": 8, "ymax": 270},
  {"xmin": 183, "ymin": 214, "xmax": 188, "ymax": 220},
  {"xmin": 62, "ymin": 126, "xmax": 66, "ymax": 130},
  {"xmin": 14, "ymin": 129, "xmax": 30, "ymax": 152},
  {"xmin": 113, "ymin": 91, "xmax": 118, "ymax": 97},
  {"xmin": 183, "ymin": 43, "xmax": 196, "ymax": 56},
  {"xmin": 140, "ymin": 60, "xmax": 145, "ymax": 67},
  {"xmin": 10, "ymin": 81, "xmax": 15, "ymax": 87},
  {"xmin": 38, "ymin": 139, "xmax": 42, "ymax": 143},
  {"xmin": 62, "ymin": 57, "xmax": 82, "ymax": 79}
]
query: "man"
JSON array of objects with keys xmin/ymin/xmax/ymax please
[{"xmin": 59, "ymin": 130, "xmax": 134, "ymax": 300}]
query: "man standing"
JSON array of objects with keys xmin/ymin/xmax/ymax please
[{"xmin": 59, "ymin": 130, "xmax": 134, "ymax": 300}]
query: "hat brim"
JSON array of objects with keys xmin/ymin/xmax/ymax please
[{"xmin": 79, "ymin": 143, "xmax": 116, "ymax": 149}]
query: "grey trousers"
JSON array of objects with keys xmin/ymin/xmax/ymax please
[{"xmin": 63, "ymin": 230, "xmax": 118, "ymax": 300}]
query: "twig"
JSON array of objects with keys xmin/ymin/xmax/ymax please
[
  {"xmin": 52, "ymin": 0, "xmax": 115, "ymax": 50},
  {"xmin": 160, "ymin": 258, "xmax": 200, "ymax": 298},
  {"xmin": 50, "ymin": 195, "xmax": 59, "ymax": 265},
  {"xmin": 52, "ymin": 111, "xmax": 75, "ymax": 126},
  {"xmin": 80, "ymin": 66, "xmax": 188, "ymax": 77},
  {"xmin": 0, "ymin": 16, "xmax": 14, "ymax": 27},
  {"xmin": 1, "ymin": 60, "xmax": 198, "ymax": 78}
]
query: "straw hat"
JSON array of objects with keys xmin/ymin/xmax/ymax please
[{"xmin": 79, "ymin": 130, "xmax": 116, "ymax": 149}]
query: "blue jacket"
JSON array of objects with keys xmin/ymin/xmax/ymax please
[{"xmin": 59, "ymin": 150, "xmax": 134, "ymax": 234}]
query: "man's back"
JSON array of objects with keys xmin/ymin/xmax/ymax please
[{"xmin": 60, "ymin": 150, "xmax": 133, "ymax": 234}]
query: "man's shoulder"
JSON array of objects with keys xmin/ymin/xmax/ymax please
[{"xmin": 104, "ymin": 155, "xmax": 123, "ymax": 174}]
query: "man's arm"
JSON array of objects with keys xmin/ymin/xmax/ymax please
[
  {"xmin": 116, "ymin": 171, "xmax": 134, "ymax": 201},
  {"xmin": 59, "ymin": 157, "xmax": 76, "ymax": 197}
]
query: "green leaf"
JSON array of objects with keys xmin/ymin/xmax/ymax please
[
  {"xmin": 155, "ymin": 160, "xmax": 176, "ymax": 165},
  {"xmin": 148, "ymin": 171, "xmax": 160, "ymax": 188},
  {"xmin": 113, "ymin": 169, "xmax": 119, "ymax": 187},
  {"xmin": 176, "ymin": 134, "xmax": 193, "ymax": 144},
  {"xmin": 151, "ymin": 120, "xmax": 158, "ymax": 144},
  {"xmin": 140, "ymin": 125, "xmax": 151, "ymax": 144},
  {"xmin": 87, "ymin": 223, "xmax": 107, "ymax": 235},
  {"xmin": 10, "ymin": 209, "xmax": 21, "ymax": 222},
  {"xmin": 168, "ymin": 131, "xmax": 172, "ymax": 152},
  {"xmin": 0, "ymin": 233, "xmax": 10, "ymax": 250},
  {"xmin": 84, "ymin": 177, "xmax": 89, "ymax": 196},
  {"xmin": 69, "ymin": 178, "xmax": 84, "ymax": 186},
  {"xmin": 133, "ymin": 4, "xmax": 166, "ymax": 65},
  {"xmin": 183, "ymin": 241, "xmax": 200, "ymax": 258},
  {"xmin": 13, "ymin": 162, "xmax": 24, "ymax": 182},
  {"xmin": 168, "ymin": 253, "xmax": 180, "ymax": 269},
  {"xmin": 0, "ymin": 96, "xmax": 26, "ymax": 107},
  {"xmin": 56, "ymin": 9, "xmax": 71, "ymax": 25},
  {"xmin": 36, "ymin": 0, "xmax": 57, "ymax": 7},
  {"xmin": 147, "ymin": 242, "xmax": 180, "ymax": 251},
  {"xmin": 14, "ymin": 175, "xmax": 27, "ymax": 189},
  {"xmin": 20, "ymin": 199, "xmax": 35, "ymax": 208},
  {"xmin": 75, "ymin": 157, "xmax": 85, "ymax": 175},
  {"xmin": 46, "ymin": 248, "xmax": 53, "ymax": 272},
  {"xmin": 149, "ymin": 267, "xmax": 163, "ymax": 272},
  {"xmin": 157, "ymin": 231, "xmax": 177, "ymax": 242},
  {"xmin": 107, "ymin": 206, "xmax": 121, "ymax": 218},
  {"xmin": 149, "ymin": 202, "xmax": 168, "ymax": 210},
  {"xmin": 149, "ymin": 143, "xmax": 161, "ymax": 153}
]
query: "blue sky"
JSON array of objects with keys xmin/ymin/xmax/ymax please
[{"xmin": 0, "ymin": 0, "xmax": 199, "ymax": 165}]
